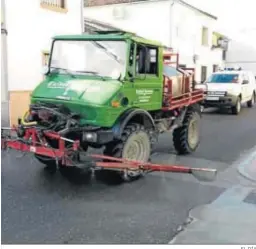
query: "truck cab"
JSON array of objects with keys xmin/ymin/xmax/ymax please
[{"xmin": 200, "ymin": 68, "xmax": 256, "ymax": 114}]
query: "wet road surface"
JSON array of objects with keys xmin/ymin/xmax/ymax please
[{"xmin": 2, "ymin": 106, "xmax": 256, "ymax": 244}]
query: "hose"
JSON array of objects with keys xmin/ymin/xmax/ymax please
[{"xmin": 21, "ymin": 111, "xmax": 37, "ymax": 126}]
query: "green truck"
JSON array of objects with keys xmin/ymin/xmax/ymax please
[{"xmin": 9, "ymin": 31, "xmax": 204, "ymax": 183}]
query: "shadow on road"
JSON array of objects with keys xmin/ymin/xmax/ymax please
[{"xmin": 202, "ymin": 104, "xmax": 252, "ymax": 116}]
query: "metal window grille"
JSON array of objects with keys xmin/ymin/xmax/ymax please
[{"xmin": 41, "ymin": 0, "xmax": 65, "ymax": 9}]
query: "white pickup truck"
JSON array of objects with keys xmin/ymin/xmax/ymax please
[{"xmin": 197, "ymin": 69, "xmax": 256, "ymax": 115}]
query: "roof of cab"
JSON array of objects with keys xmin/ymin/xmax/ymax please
[{"xmin": 53, "ymin": 31, "xmax": 163, "ymax": 47}]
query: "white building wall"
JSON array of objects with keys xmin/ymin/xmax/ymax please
[
  {"xmin": 6, "ymin": 0, "xmax": 82, "ymax": 92},
  {"xmin": 171, "ymin": 3, "xmax": 223, "ymax": 81},
  {"xmin": 84, "ymin": 0, "xmax": 172, "ymax": 46},
  {"xmin": 5, "ymin": 0, "xmax": 82, "ymax": 125},
  {"xmin": 84, "ymin": 0, "xmax": 224, "ymax": 82},
  {"xmin": 226, "ymin": 40, "xmax": 256, "ymax": 75}
]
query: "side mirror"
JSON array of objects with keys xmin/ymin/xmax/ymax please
[
  {"xmin": 42, "ymin": 65, "xmax": 49, "ymax": 75},
  {"xmin": 242, "ymin": 80, "xmax": 249, "ymax": 84}
]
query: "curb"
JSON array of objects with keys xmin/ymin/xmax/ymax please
[
  {"xmin": 237, "ymin": 149, "xmax": 256, "ymax": 183},
  {"xmin": 169, "ymin": 185, "xmax": 256, "ymax": 244}
]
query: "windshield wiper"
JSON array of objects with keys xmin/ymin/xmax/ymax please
[
  {"xmin": 50, "ymin": 67, "xmax": 76, "ymax": 78},
  {"xmin": 74, "ymin": 70, "xmax": 107, "ymax": 80},
  {"xmin": 91, "ymin": 41, "xmax": 124, "ymax": 65},
  {"xmin": 74, "ymin": 70, "xmax": 99, "ymax": 75},
  {"xmin": 117, "ymin": 73, "xmax": 125, "ymax": 83}
]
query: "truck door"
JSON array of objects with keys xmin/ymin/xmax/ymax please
[{"xmin": 129, "ymin": 43, "xmax": 163, "ymax": 110}]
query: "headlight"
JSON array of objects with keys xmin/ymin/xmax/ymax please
[{"xmin": 83, "ymin": 132, "xmax": 97, "ymax": 143}]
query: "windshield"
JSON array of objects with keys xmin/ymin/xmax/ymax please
[
  {"xmin": 206, "ymin": 74, "xmax": 239, "ymax": 83},
  {"xmin": 49, "ymin": 40, "xmax": 127, "ymax": 79}
]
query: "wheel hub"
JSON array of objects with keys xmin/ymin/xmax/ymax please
[
  {"xmin": 122, "ymin": 131, "xmax": 151, "ymax": 178},
  {"xmin": 188, "ymin": 118, "xmax": 199, "ymax": 149},
  {"xmin": 125, "ymin": 140, "xmax": 140, "ymax": 160},
  {"xmin": 122, "ymin": 131, "xmax": 150, "ymax": 162}
]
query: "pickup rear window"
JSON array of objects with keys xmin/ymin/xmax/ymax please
[{"xmin": 207, "ymin": 74, "xmax": 239, "ymax": 83}]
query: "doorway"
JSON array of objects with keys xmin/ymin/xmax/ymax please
[{"xmin": 201, "ymin": 66, "xmax": 207, "ymax": 83}]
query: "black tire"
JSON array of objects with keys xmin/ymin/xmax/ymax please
[
  {"xmin": 200, "ymin": 105, "xmax": 204, "ymax": 113},
  {"xmin": 35, "ymin": 154, "xmax": 93, "ymax": 183},
  {"xmin": 34, "ymin": 137, "xmax": 62, "ymax": 170},
  {"xmin": 247, "ymin": 92, "xmax": 255, "ymax": 108},
  {"xmin": 34, "ymin": 137, "xmax": 92, "ymax": 183},
  {"xmin": 34, "ymin": 154, "xmax": 59, "ymax": 173},
  {"xmin": 173, "ymin": 110, "xmax": 200, "ymax": 155},
  {"xmin": 94, "ymin": 123, "xmax": 151, "ymax": 184},
  {"xmin": 231, "ymin": 97, "xmax": 241, "ymax": 115}
]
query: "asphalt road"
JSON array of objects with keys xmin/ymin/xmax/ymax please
[{"xmin": 2, "ymin": 106, "xmax": 256, "ymax": 244}]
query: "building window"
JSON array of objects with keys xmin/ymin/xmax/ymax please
[
  {"xmin": 42, "ymin": 51, "xmax": 50, "ymax": 66},
  {"xmin": 222, "ymin": 50, "xmax": 227, "ymax": 61},
  {"xmin": 213, "ymin": 64, "xmax": 218, "ymax": 72},
  {"xmin": 201, "ymin": 66, "xmax": 207, "ymax": 83},
  {"xmin": 42, "ymin": 51, "xmax": 50, "ymax": 79},
  {"xmin": 40, "ymin": 0, "xmax": 67, "ymax": 13},
  {"xmin": 202, "ymin": 27, "xmax": 209, "ymax": 46}
]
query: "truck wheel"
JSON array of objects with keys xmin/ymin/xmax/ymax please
[
  {"xmin": 200, "ymin": 105, "xmax": 204, "ymax": 113},
  {"xmin": 34, "ymin": 154, "xmax": 58, "ymax": 173},
  {"xmin": 34, "ymin": 137, "xmax": 62, "ymax": 172},
  {"xmin": 247, "ymin": 92, "xmax": 255, "ymax": 108},
  {"xmin": 173, "ymin": 110, "xmax": 200, "ymax": 155},
  {"xmin": 94, "ymin": 123, "xmax": 151, "ymax": 184},
  {"xmin": 34, "ymin": 136, "xmax": 92, "ymax": 182},
  {"xmin": 231, "ymin": 97, "xmax": 241, "ymax": 114}
]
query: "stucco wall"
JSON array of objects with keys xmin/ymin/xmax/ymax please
[
  {"xmin": 170, "ymin": 3, "xmax": 222, "ymax": 81},
  {"xmin": 6, "ymin": 0, "xmax": 82, "ymax": 91},
  {"xmin": 84, "ymin": 0, "xmax": 172, "ymax": 46},
  {"xmin": 84, "ymin": 0, "xmax": 224, "ymax": 82},
  {"xmin": 5, "ymin": 0, "xmax": 82, "ymax": 124}
]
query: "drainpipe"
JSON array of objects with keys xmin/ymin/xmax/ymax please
[
  {"xmin": 170, "ymin": 0, "xmax": 180, "ymax": 49},
  {"xmin": 81, "ymin": 0, "xmax": 85, "ymax": 33},
  {"xmin": 1, "ymin": 0, "xmax": 9, "ymax": 101},
  {"xmin": 1, "ymin": 0, "xmax": 9, "ymax": 125},
  {"xmin": 169, "ymin": 0, "xmax": 175, "ymax": 48}
]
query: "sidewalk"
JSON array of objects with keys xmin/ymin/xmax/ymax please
[
  {"xmin": 170, "ymin": 185, "xmax": 256, "ymax": 244},
  {"xmin": 238, "ymin": 148, "xmax": 256, "ymax": 182},
  {"xmin": 170, "ymin": 149, "xmax": 256, "ymax": 244}
]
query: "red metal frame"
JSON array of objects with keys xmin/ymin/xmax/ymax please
[
  {"xmin": 2, "ymin": 127, "xmax": 79, "ymax": 166},
  {"xmin": 162, "ymin": 52, "xmax": 204, "ymax": 111},
  {"xmin": 1, "ymin": 127, "xmax": 216, "ymax": 178},
  {"xmin": 163, "ymin": 52, "xmax": 180, "ymax": 69}
]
